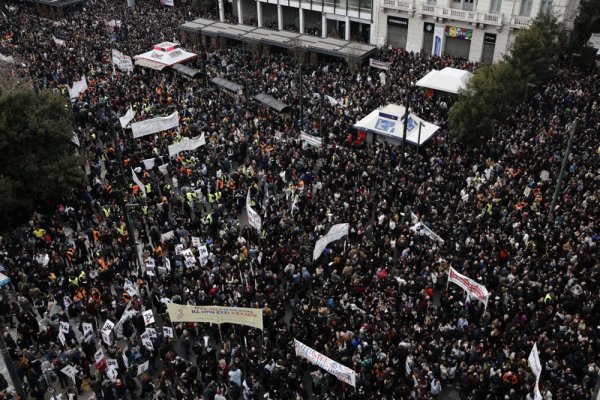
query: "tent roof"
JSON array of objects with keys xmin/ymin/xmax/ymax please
[
  {"xmin": 135, "ymin": 58, "xmax": 167, "ymax": 70},
  {"xmin": 353, "ymin": 104, "xmax": 440, "ymax": 146},
  {"xmin": 253, "ymin": 93, "xmax": 290, "ymax": 113},
  {"xmin": 171, "ymin": 64, "xmax": 202, "ymax": 78},
  {"xmin": 134, "ymin": 46, "xmax": 197, "ymax": 67},
  {"xmin": 415, "ymin": 67, "xmax": 473, "ymax": 94},
  {"xmin": 210, "ymin": 77, "xmax": 244, "ymax": 93}
]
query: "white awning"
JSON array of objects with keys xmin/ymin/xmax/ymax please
[{"xmin": 415, "ymin": 67, "xmax": 473, "ymax": 94}]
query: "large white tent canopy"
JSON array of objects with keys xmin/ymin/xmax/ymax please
[
  {"xmin": 353, "ymin": 104, "xmax": 440, "ymax": 146},
  {"xmin": 134, "ymin": 42, "xmax": 197, "ymax": 69},
  {"xmin": 415, "ymin": 67, "xmax": 473, "ymax": 94}
]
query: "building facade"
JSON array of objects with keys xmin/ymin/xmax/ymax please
[{"xmin": 219, "ymin": 0, "xmax": 579, "ymax": 62}]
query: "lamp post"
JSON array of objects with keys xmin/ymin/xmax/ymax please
[
  {"xmin": 523, "ymin": 82, "xmax": 536, "ymax": 104},
  {"xmin": 547, "ymin": 119, "xmax": 577, "ymax": 225},
  {"xmin": 569, "ymin": 53, "xmax": 581, "ymax": 69},
  {"xmin": 415, "ymin": 121, "xmax": 424, "ymax": 174},
  {"xmin": 0, "ymin": 331, "xmax": 26, "ymax": 400},
  {"xmin": 399, "ymin": 82, "xmax": 413, "ymax": 170}
]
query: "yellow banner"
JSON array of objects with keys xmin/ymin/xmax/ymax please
[{"xmin": 166, "ymin": 303, "xmax": 263, "ymax": 330}]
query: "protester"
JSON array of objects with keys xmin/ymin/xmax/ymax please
[{"xmin": 0, "ymin": 0, "xmax": 598, "ymax": 400}]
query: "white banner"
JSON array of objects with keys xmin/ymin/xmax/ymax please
[
  {"xmin": 161, "ymin": 0, "xmax": 174, "ymax": 5},
  {"xmin": 0, "ymin": 54, "xmax": 15, "ymax": 64},
  {"xmin": 168, "ymin": 134, "xmax": 206, "ymax": 157},
  {"xmin": 119, "ymin": 107, "xmax": 136, "ymax": 128},
  {"xmin": 132, "ymin": 168, "xmax": 146, "ymax": 196},
  {"xmin": 369, "ymin": 58, "xmax": 391, "ymax": 71},
  {"xmin": 131, "ymin": 112, "xmax": 179, "ymax": 138},
  {"xmin": 432, "ymin": 26, "xmax": 445, "ymax": 57},
  {"xmin": 300, "ymin": 132, "xmax": 322, "ymax": 148},
  {"xmin": 112, "ymin": 49, "xmax": 134, "ymax": 72},
  {"xmin": 52, "ymin": 35, "xmax": 66, "ymax": 46},
  {"xmin": 142, "ymin": 158, "xmax": 155, "ymax": 170},
  {"xmin": 447, "ymin": 267, "xmax": 489, "ymax": 306},
  {"xmin": 67, "ymin": 75, "xmax": 88, "ymax": 101},
  {"xmin": 246, "ymin": 191, "xmax": 262, "ymax": 232},
  {"xmin": 313, "ymin": 223, "xmax": 349, "ymax": 260},
  {"xmin": 528, "ymin": 343, "xmax": 542, "ymax": 379},
  {"xmin": 294, "ymin": 339, "xmax": 356, "ymax": 387}
]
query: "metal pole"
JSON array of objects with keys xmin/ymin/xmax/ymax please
[
  {"xmin": 415, "ymin": 122, "xmax": 422, "ymax": 173},
  {"xmin": 298, "ymin": 58, "xmax": 303, "ymax": 133},
  {"xmin": 399, "ymin": 87, "xmax": 409, "ymax": 169},
  {"xmin": 319, "ymin": 87, "xmax": 324, "ymax": 138},
  {"xmin": 548, "ymin": 119, "xmax": 577, "ymax": 223},
  {"xmin": 109, "ymin": 110, "xmax": 138, "ymax": 252},
  {"xmin": 0, "ymin": 331, "xmax": 27, "ymax": 400}
]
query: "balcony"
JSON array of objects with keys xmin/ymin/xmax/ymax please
[
  {"xmin": 396, "ymin": 2, "xmax": 504, "ymax": 26},
  {"xmin": 510, "ymin": 15, "xmax": 530, "ymax": 28},
  {"xmin": 382, "ymin": 0, "xmax": 415, "ymax": 11}
]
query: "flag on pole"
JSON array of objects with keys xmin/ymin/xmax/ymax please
[{"xmin": 447, "ymin": 267, "xmax": 489, "ymax": 309}]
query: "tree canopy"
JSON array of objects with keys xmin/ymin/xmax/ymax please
[
  {"xmin": 0, "ymin": 83, "xmax": 84, "ymax": 222},
  {"xmin": 449, "ymin": 12, "xmax": 562, "ymax": 146}
]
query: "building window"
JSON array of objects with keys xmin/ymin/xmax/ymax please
[
  {"xmin": 540, "ymin": 0, "xmax": 552, "ymax": 12},
  {"xmin": 490, "ymin": 0, "xmax": 501, "ymax": 13},
  {"xmin": 428, "ymin": 0, "xmax": 437, "ymax": 5},
  {"xmin": 519, "ymin": 0, "xmax": 533, "ymax": 16}
]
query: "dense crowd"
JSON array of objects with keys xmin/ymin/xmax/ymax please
[{"xmin": 0, "ymin": 0, "xmax": 598, "ymax": 400}]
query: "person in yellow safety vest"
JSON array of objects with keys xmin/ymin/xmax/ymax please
[
  {"xmin": 69, "ymin": 275, "xmax": 79, "ymax": 286},
  {"xmin": 186, "ymin": 191, "xmax": 197, "ymax": 205},
  {"xmin": 204, "ymin": 213, "xmax": 213, "ymax": 225},
  {"xmin": 486, "ymin": 203, "xmax": 493, "ymax": 215},
  {"xmin": 33, "ymin": 228, "xmax": 46, "ymax": 238},
  {"xmin": 215, "ymin": 191, "xmax": 222, "ymax": 202},
  {"xmin": 116, "ymin": 224, "xmax": 127, "ymax": 237},
  {"xmin": 102, "ymin": 206, "xmax": 111, "ymax": 218},
  {"xmin": 208, "ymin": 192, "xmax": 215, "ymax": 204},
  {"xmin": 142, "ymin": 205, "xmax": 149, "ymax": 216},
  {"xmin": 145, "ymin": 183, "xmax": 151, "ymax": 194},
  {"xmin": 153, "ymin": 147, "xmax": 159, "ymax": 156},
  {"xmin": 544, "ymin": 293, "xmax": 553, "ymax": 303}
]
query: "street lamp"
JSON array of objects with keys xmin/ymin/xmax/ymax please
[
  {"xmin": 523, "ymin": 82, "xmax": 536, "ymax": 104},
  {"xmin": 414, "ymin": 121, "xmax": 425, "ymax": 174},
  {"xmin": 399, "ymin": 81, "xmax": 414, "ymax": 170}
]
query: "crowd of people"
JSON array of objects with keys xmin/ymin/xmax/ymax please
[{"xmin": 0, "ymin": 0, "xmax": 598, "ymax": 399}]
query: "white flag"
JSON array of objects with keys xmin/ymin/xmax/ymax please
[
  {"xmin": 447, "ymin": 267, "xmax": 489, "ymax": 307},
  {"xmin": 132, "ymin": 168, "xmax": 146, "ymax": 196},
  {"xmin": 67, "ymin": 75, "xmax": 88, "ymax": 101},
  {"xmin": 313, "ymin": 223, "xmax": 349, "ymax": 260},
  {"xmin": 119, "ymin": 107, "xmax": 136, "ymax": 128},
  {"xmin": 52, "ymin": 35, "xmax": 66, "ymax": 46},
  {"xmin": 528, "ymin": 343, "xmax": 542, "ymax": 379},
  {"xmin": 246, "ymin": 190, "xmax": 262, "ymax": 232}
]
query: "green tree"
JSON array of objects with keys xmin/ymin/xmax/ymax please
[
  {"xmin": 570, "ymin": 0, "xmax": 600, "ymax": 49},
  {"xmin": 449, "ymin": 62, "xmax": 524, "ymax": 146},
  {"xmin": 505, "ymin": 12, "xmax": 562, "ymax": 86},
  {"xmin": 0, "ymin": 83, "xmax": 84, "ymax": 221}
]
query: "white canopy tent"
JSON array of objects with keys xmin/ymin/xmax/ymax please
[
  {"xmin": 134, "ymin": 42, "xmax": 197, "ymax": 70},
  {"xmin": 415, "ymin": 67, "xmax": 473, "ymax": 94},
  {"xmin": 353, "ymin": 104, "xmax": 440, "ymax": 146}
]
